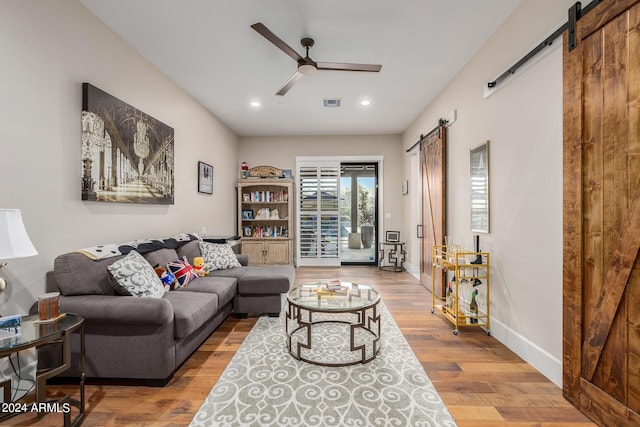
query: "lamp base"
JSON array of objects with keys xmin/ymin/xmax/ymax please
[{"xmin": 0, "ymin": 263, "xmax": 6, "ymax": 292}]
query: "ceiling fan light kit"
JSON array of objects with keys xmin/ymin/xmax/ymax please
[
  {"xmin": 251, "ymin": 22, "xmax": 382, "ymax": 96},
  {"xmin": 298, "ymin": 63, "xmax": 317, "ymax": 76}
]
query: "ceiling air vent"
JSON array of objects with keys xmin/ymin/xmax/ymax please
[{"xmin": 322, "ymin": 98, "xmax": 341, "ymax": 108}]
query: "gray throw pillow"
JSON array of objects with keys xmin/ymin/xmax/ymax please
[
  {"xmin": 107, "ymin": 250, "xmax": 166, "ymax": 298},
  {"xmin": 199, "ymin": 241, "xmax": 241, "ymax": 271}
]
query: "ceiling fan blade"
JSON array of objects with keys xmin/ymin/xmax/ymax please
[
  {"xmin": 251, "ymin": 22, "xmax": 303, "ymax": 62},
  {"xmin": 317, "ymin": 62, "xmax": 382, "ymax": 72},
  {"xmin": 276, "ymin": 71, "xmax": 304, "ymax": 96}
]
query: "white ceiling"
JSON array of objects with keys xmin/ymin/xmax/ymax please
[{"xmin": 79, "ymin": 0, "xmax": 522, "ymax": 137}]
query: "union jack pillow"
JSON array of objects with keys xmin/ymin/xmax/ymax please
[{"xmin": 167, "ymin": 256, "xmax": 198, "ymax": 287}]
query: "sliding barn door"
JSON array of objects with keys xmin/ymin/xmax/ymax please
[
  {"xmin": 563, "ymin": 0, "xmax": 640, "ymax": 424},
  {"xmin": 420, "ymin": 126, "xmax": 446, "ymax": 295}
]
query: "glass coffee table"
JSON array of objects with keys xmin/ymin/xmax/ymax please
[{"xmin": 285, "ymin": 281, "xmax": 381, "ymax": 367}]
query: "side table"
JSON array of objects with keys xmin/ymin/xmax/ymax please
[
  {"xmin": 0, "ymin": 313, "xmax": 85, "ymax": 426},
  {"xmin": 378, "ymin": 241, "xmax": 406, "ymax": 272}
]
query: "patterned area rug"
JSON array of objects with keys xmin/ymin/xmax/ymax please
[{"xmin": 190, "ymin": 302, "xmax": 457, "ymax": 427}]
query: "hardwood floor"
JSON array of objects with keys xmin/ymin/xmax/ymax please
[{"xmin": 7, "ymin": 266, "xmax": 595, "ymax": 426}]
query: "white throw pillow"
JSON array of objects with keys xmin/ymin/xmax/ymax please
[
  {"xmin": 107, "ymin": 250, "xmax": 166, "ymax": 298},
  {"xmin": 199, "ymin": 241, "xmax": 242, "ymax": 271}
]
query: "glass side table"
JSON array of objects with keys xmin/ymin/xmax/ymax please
[{"xmin": 0, "ymin": 313, "xmax": 85, "ymax": 427}]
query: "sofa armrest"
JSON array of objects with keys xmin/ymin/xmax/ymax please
[
  {"xmin": 236, "ymin": 254, "xmax": 249, "ymax": 266},
  {"xmin": 58, "ymin": 295, "xmax": 173, "ymax": 326}
]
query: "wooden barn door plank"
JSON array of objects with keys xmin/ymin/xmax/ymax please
[
  {"xmin": 597, "ymin": 10, "xmax": 630, "ymax": 402},
  {"xmin": 562, "ymin": 25, "xmax": 584, "ymax": 407},
  {"xmin": 628, "ymin": 4, "xmax": 640, "ymax": 412}
]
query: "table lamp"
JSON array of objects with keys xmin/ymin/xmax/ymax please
[{"xmin": 0, "ymin": 209, "xmax": 38, "ymax": 292}]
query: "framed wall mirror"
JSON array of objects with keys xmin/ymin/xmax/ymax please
[{"xmin": 470, "ymin": 141, "xmax": 489, "ymax": 233}]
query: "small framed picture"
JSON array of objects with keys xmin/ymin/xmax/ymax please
[
  {"xmin": 385, "ymin": 231, "xmax": 400, "ymax": 243},
  {"xmin": 243, "ymin": 226, "xmax": 253, "ymax": 237},
  {"xmin": 242, "ymin": 209, "xmax": 254, "ymax": 220},
  {"xmin": 198, "ymin": 161, "xmax": 213, "ymax": 194},
  {"xmin": 283, "ymin": 169, "xmax": 292, "ymax": 179},
  {"xmin": 242, "ymin": 193, "xmax": 250, "ymax": 202}
]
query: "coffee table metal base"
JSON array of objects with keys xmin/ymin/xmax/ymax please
[{"xmin": 285, "ymin": 301, "xmax": 381, "ymax": 367}]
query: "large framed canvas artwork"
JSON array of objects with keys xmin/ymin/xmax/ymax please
[{"xmin": 81, "ymin": 83, "xmax": 175, "ymax": 204}]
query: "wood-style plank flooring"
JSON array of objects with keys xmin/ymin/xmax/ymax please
[{"xmin": 6, "ymin": 266, "xmax": 595, "ymax": 426}]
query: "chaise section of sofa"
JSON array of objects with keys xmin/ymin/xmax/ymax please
[{"xmin": 176, "ymin": 240, "xmax": 295, "ymax": 317}]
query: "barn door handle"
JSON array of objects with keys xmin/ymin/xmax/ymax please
[{"xmin": 417, "ymin": 225, "xmax": 423, "ymax": 238}]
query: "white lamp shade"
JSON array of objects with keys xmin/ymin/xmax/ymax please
[{"xmin": 0, "ymin": 209, "xmax": 38, "ymax": 259}]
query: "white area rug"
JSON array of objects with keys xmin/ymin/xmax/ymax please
[{"xmin": 190, "ymin": 302, "xmax": 457, "ymax": 426}]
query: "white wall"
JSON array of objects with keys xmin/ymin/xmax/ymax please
[
  {"xmin": 238, "ymin": 134, "xmax": 404, "ymax": 239},
  {"xmin": 402, "ymin": 0, "xmax": 576, "ymax": 386},
  {"xmin": 0, "ymin": 0, "xmax": 239, "ymax": 315},
  {"xmin": 0, "ymin": 0, "xmax": 577, "ymax": 389}
]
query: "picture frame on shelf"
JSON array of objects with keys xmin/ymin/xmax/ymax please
[
  {"xmin": 242, "ymin": 209, "xmax": 254, "ymax": 220},
  {"xmin": 243, "ymin": 226, "xmax": 252, "ymax": 237},
  {"xmin": 385, "ymin": 231, "xmax": 400, "ymax": 243},
  {"xmin": 242, "ymin": 193, "xmax": 250, "ymax": 202},
  {"xmin": 198, "ymin": 161, "xmax": 213, "ymax": 194}
]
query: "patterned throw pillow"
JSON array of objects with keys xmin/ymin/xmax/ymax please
[
  {"xmin": 107, "ymin": 251, "xmax": 166, "ymax": 298},
  {"xmin": 199, "ymin": 241, "xmax": 242, "ymax": 271},
  {"xmin": 167, "ymin": 256, "xmax": 199, "ymax": 287}
]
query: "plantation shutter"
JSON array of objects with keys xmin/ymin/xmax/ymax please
[{"xmin": 296, "ymin": 160, "xmax": 340, "ymax": 266}]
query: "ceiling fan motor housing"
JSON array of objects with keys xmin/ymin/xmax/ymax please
[{"xmin": 298, "ymin": 38, "xmax": 317, "ymax": 75}]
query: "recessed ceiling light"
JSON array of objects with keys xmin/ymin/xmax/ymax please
[
  {"xmin": 249, "ymin": 100, "xmax": 261, "ymax": 108},
  {"xmin": 360, "ymin": 99, "xmax": 372, "ymax": 106}
]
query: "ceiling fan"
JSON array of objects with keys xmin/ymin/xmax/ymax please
[{"xmin": 251, "ymin": 22, "xmax": 382, "ymax": 96}]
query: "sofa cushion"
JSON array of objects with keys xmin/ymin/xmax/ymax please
[
  {"xmin": 235, "ymin": 266, "xmax": 294, "ymax": 295},
  {"xmin": 175, "ymin": 276, "xmax": 237, "ymax": 307},
  {"xmin": 199, "ymin": 241, "xmax": 241, "ymax": 271},
  {"xmin": 107, "ymin": 251, "xmax": 166, "ymax": 298},
  {"xmin": 163, "ymin": 291, "xmax": 219, "ymax": 339},
  {"xmin": 206, "ymin": 266, "xmax": 247, "ymax": 280},
  {"xmin": 54, "ymin": 252, "xmax": 122, "ymax": 296},
  {"xmin": 176, "ymin": 240, "xmax": 201, "ymax": 264},
  {"xmin": 167, "ymin": 257, "xmax": 199, "ymax": 287},
  {"xmin": 143, "ymin": 248, "xmax": 179, "ymax": 269}
]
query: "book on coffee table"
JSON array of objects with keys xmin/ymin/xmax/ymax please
[{"xmin": 313, "ymin": 280, "xmax": 349, "ymax": 294}]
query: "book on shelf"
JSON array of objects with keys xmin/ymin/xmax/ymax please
[
  {"xmin": 245, "ymin": 225, "xmax": 288, "ymax": 238},
  {"xmin": 245, "ymin": 190, "xmax": 288, "ymax": 203}
]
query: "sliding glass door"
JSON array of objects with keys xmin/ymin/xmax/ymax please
[
  {"xmin": 296, "ymin": 157, "xmax": 380, "ymax": 267},
  {"xmin": 340, "ymin": 163, "xmax": 378, "ymax": 265}
]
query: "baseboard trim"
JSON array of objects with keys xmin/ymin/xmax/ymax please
[
  {"xmin": 406, "ymin": 263, "xmax": 561, "ymax": 388},
  {"xmin": 489, "ymin": 317, "xmax": 562, "ymax": 387},
  {"xmin": 404, "ymin": 262, "xmax": 420, "ymax": 279}
]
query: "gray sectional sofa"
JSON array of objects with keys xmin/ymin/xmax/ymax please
[{"xmin": 41, "ymin": 237, "xmax": 294, "ymax": 385}]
